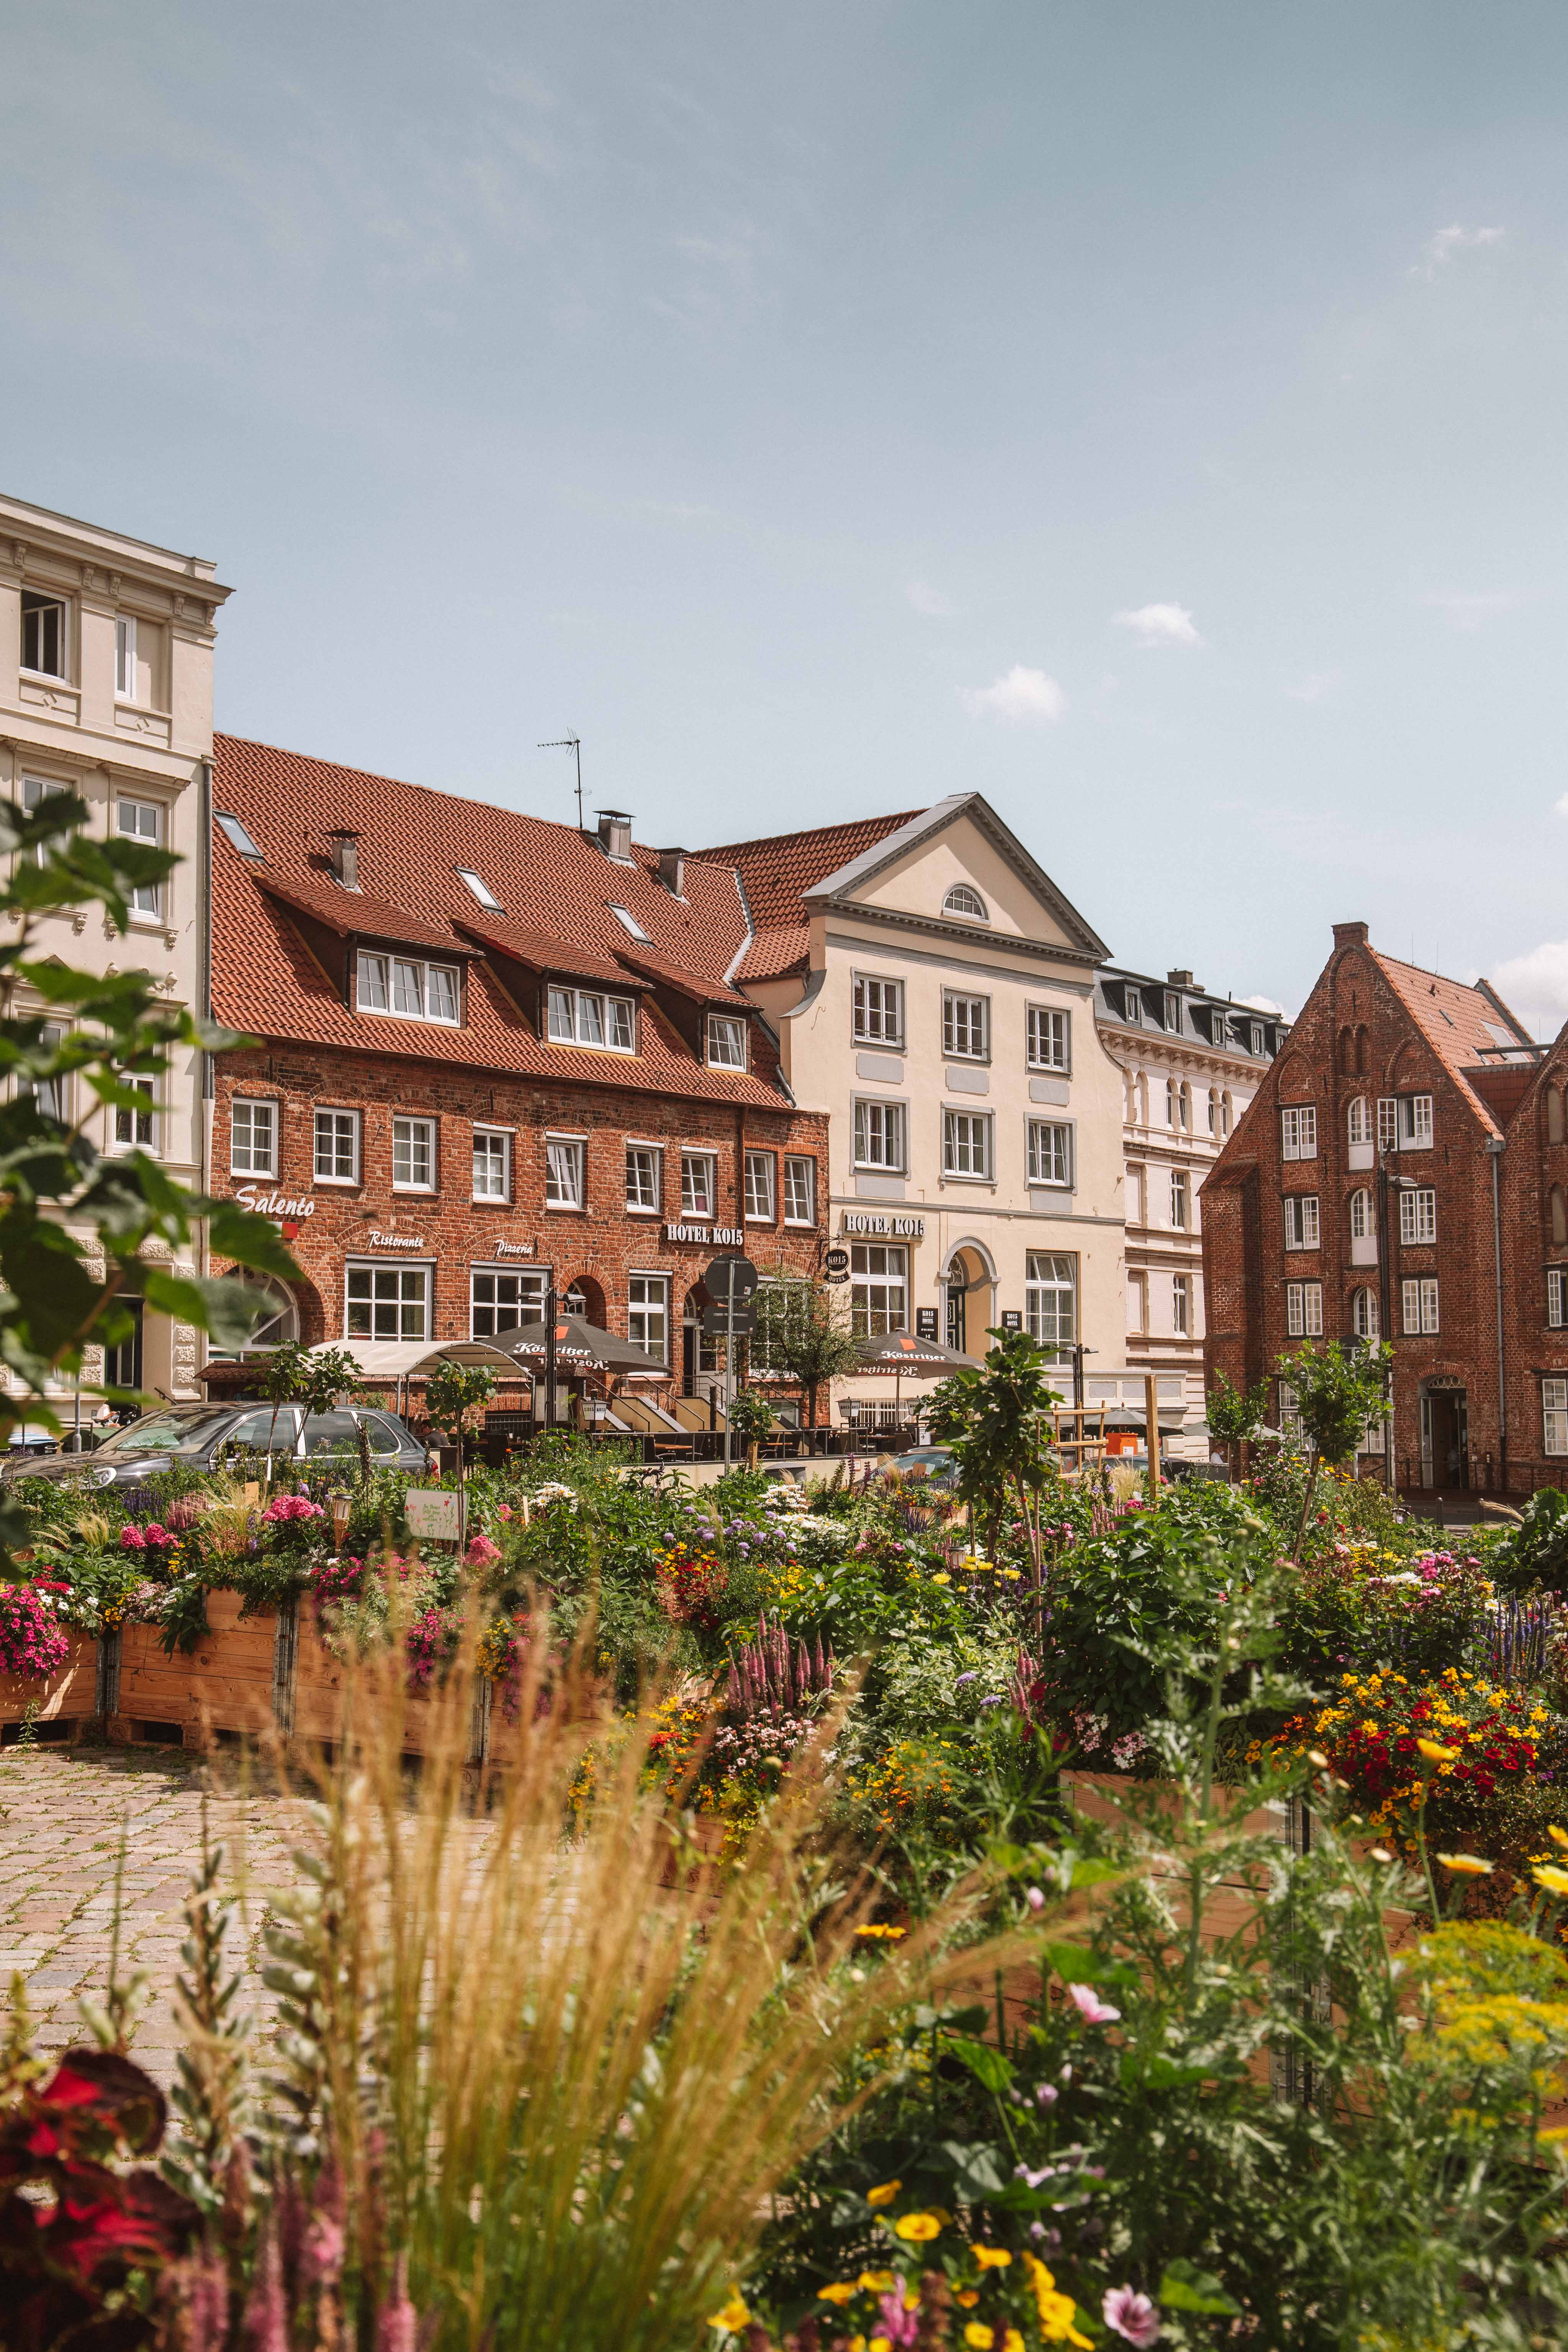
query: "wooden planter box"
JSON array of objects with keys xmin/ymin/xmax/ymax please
[
  {"xmin": 0, "ymin": 1633, "xmax": 100, "ymax": 1733},
  {"xmin": 110, "ymin": 1591, "xmax": 281, "ymax": 1747},
  {"xmin": 290, "ymin": 1612, "xmax": 480, "ymax": 1758}
]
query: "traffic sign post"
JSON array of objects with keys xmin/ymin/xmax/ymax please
[{"xmin": 704, "ymin": 1256, "xmax": 758, "ymax": 1468}]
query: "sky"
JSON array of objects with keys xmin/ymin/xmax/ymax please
[{"xmin": 4, "ymin": 1, "xmax": 1568, "ymax": 1030}]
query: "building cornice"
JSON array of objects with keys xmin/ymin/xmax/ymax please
[{"xmin": 823, "ymin": 909, "xmax": 1099, "ymax": 977}]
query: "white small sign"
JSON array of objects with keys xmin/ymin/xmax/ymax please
[{"xmin": 406, "ymin": 1489, "xmax": 462, "ymax": 1542}]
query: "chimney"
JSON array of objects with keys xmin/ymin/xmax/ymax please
[
  {"xmin": 1166, "ymin": 968, "xmax": 1197, "ymax": 990},
  {"xmin": 328, "ymin": 828, "xmax": 361, "ymax": 890},
  {"xmin": 657, "ymin": 846, "xmax": 686, "ymax": 895},
  {"xmin": 596, "ymin": 809, "xmax": 633, "ymax": 861},
  {"xmin": 1333, "ymin": 920, "xmax": 1369, "ymax": 949}
]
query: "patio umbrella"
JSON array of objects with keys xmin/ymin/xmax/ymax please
[
  {"xmin": 490, "ymin": 1314, "xmax": 668, "ymax": 1378},
  {"xmin": 852, "ymin": 1329, "xmax": 980, "ymax": 1426}
]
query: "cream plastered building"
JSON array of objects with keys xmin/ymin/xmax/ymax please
[
  {"xmin": 700, "ymin": 795, "xmax": 1128, "ymax": 1426},
  {"xmin": 0, "ymin": 492, "xmax": 231, "ymax": 1418}
]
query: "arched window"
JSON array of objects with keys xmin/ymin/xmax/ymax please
[
  {"xmin": 1352, "ymin": 1287, "xmax": 1379, "ymax": 1340},
  {"xmin": 1348, "ymin": 1097, "xmax": 1370, "ymax": 1146},
  {"xmin": 1221, "ymin": 1090, "xmax": 1232, "ymax": 1136},
  {"xmin": 1136, "ymin": 1074, "xmax": 1149, "ymax": 1126},
  {"xmin": 1124, "ymin": 1070, "xmax": 1137, "ymax": 1122},
  {"xmin": 1350, "ymin": 1189, "xmax": 1373, "ymax": 1241},
  {"xmin": 1553, "ymin": 1186, "xmax": 1567, "ymax": 1247},
  {"xmin": 234, "ymin": 1274, "xmax": 299, "ymax": 1354},
  {"xmin": 1208, "ymin": 1087, "xmax": 1219, "ymax": 1134},
  {"xmin": 564, "ymin": 1280, "xmax": 591, "ymax": 1316},
  {"xmin": 942, "ymin": 883, "xmax": 987, "ymax": 923},
  {"xmin": 1165, "ymin": 1078, "xmax": 1178, "ymax": 1127},
  {"xmin": 1549, "ymin": 1085, "xmax": 1565, "ymax": 1147},
  {"xmin": 1179, "ymin": 1081, "xmax": 1192, "ymax": 1131}
]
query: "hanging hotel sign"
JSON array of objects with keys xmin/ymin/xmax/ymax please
[
  {"xmin": 840, "ymin": 1212, "xmax": 926, "ymax": 1238},
  {"xmin": 665, "ymin": 1222, "xmax": 744, "ymax": 1246},
  {"xmin": 232, "ymin": 1185, "xmax": 315, "ymax": 1221},
  {"xmin": 368, "ymin": 1231, "xmax": 427, "ymax": 1251}
]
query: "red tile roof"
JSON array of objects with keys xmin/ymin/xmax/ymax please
[
  {"xmin": 695, "ymin": 809, "xmax": 923, "ymax": 983},
  {"xmin": 1371, "ymin": 951, "xmax": 1536, "ymax": 1134},
  {"xmin": 257, "ymin": 873, "xmax": 476, "ymax": 957},
  {"xmin": 211, "ymin": 735, "xmax": 787, "ymax": 1107}
]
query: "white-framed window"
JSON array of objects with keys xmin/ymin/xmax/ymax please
[
  {"xmin": 1402, "ymin": 1277, "xmax": 1440, "ymax": 1335},
  {"xmin": 1286, "ymin": 1280, "xmax": 1323, "ymax": 1337},
  {"xmin": 1544, "ymin": 1377, "xmax": 1568, "ymax": 1457},
  {"xmin": 1026, "ymin": 1252, "xmax": 1077, "ymax": 1352},
  {"xmin": 1027, "ymin": 1119, "xmax": 1072, "ymax": 1187},
  {"xmin": 1027, "ymin": 1005, "xmax": 1070, "ymax": 1071},
  {"xmin": 547, "ymin": 986, "xmax": 635, "ymax": 1052},
  {"xmin": 853, "ymin": 975, "xmax": 904, "ymax": 1048},
  {"xmin": 1281, "ymin": 1105, "xmax": 1317, "ymax": 1161},
  {"xmin": 706, "ymin": 1013, "xmax": 747, "ymax": 1069},
  {"xmin": 628, "ymin": 1273, "xmax": 670, "ymax": 1364},
  {"xmin": 1170, "ymin": 1168, "xmax": 1190, "ymax": 1229},
  {"xmin": 21, "ymin": 592, "xmax": 67, "ymax": 678},
  {"xmin": 853, "ymin": 1098, "xmax": 906, "ymax": 1170},
  {"xmin": 471, "ymin": 1266, "xmax": 544, "ymax": 1339},
  {"xmin": 1277, "ymin": 1380, "xmax": 1302, "ymax": 1436},
  {"xmin": 1350, "ymin": 1188, "xmax": 1373, "ymax": 1241},
  {"xmin": 1164, "ymin": 990, "xmax": 1180, "ymax": 1032},
  {"xmin": 1283, "ymin": 1193, "xmax": 1319, "ymax": 1250},
  {"xmin": 1352, "ymin": 1286, "xmax": 1380, "ymax": 1339},
  {"xmin": 392, "ymin": 1115, "xmax": 435, "ymax": 1191},
  {"xmin": 1549, "ymin": 1267, "xmax": 1568, "ymax": 1330},
  {"xmin": 1172, "ymin": 1273, "xmax": 1190, "ymax": 1336},
  {"xmin": 314, "ymin": 1108, "xmax": 360, "ymax": 1183},
  {"xmin": 1250, "ymin": 1021, "xmax": 1265, "ymax": 1055},
  {"xmin": 472, "ymin": 1128, "xmax": 511, "ymax": 1201},
  {"xmin": 117, "ymin": 796, "xmax": 164, "ymax": 918},
  {"xmin": 457, "ymin": 869, "xmax": 503, "ymax": 910},
  {"xmin": 607, "ymin": 903, "xmax": 651, "ymax": 941},
  {"xmin": 942, "ymin": 883, "xmax": 987, "ymax": 922},
  {"xmin": 1208, "ymin": 1088, "xmax": 1220, "ymax": 1135},
  {"xmin": 230, "ymin": 1098, "xmax": 278, "ymax": 1177},
  {"xmin": 1123, "ymin": 985, "xmax": 1142, "ymax": 1026},
  {"xmin": 743, "ymin": 1150, "xmax": 776, "ymax": 1222},
  {"xmin": 115, "ymin": 615, "xmax": 136, "ymax": 701},
  {"xmin": 23, "ymin": 1021, "xmax": 65, "ymax": 1122},
  {"xmin": 783, "ymin": 1154, "xmax": 816, "ymax": 1225},
  {"xmin": 850, "ymin": 1242, "xmax": 907, "ymax": 1336},
  {"xmin": 1397, "ymin": 1095, "xmax": 1434, "ymax": 1151},
  {"xmin": 114, "ymin": 613, "xmax": 159, "ymax": 705},
  {"xmin": 358, "ymin": 953, "xmax": 460, "ymax": 1026},
  {"xmin": 943, "ymin": 992, "xmax": 989, "ymax": 1060},
  {"xmin": 347, "ymin": 1262, "xmax": 430, "ymax": 1341},
  {"xmin": 1378, "ymin": 1097, "xmax": 1398, "ymax": 1152},
  {"xmin": 681, "ymin": 1150, "xmax": 716, "ymax": 1216},
  {"xmin": 113, "ymin": 1076, "xmax": 157, "ymax": 1151},
  {"xmin": 545, "ymin": 1136, "xmax": 585, "ymax": 1210},
  {"xmin": 1399, "ymin": 1187, "xmax": 1437, "ymax": 1246},
  {"xmin": 1349, "ymin": 1097, "xmax": 1372, "ymax": 1147},
  {"xmin": 216, "ymin": 810, "xmax": 262, "ymax": 860},
  {"xmin": 626, "ymin": 1145, "xmax": 661, "ymax": 1213},
  {"xmin": 1221, "ymin": 1091, "xmax": 1232, "ymax": 1136},
  {"xmin": 943, "ymin": 1109, "xmax": 991, "ymax": 1178},
  {"xmin": 1165, "ymin": 1077, "xmax": 1178, "ymax": 1127},
  {"xmin": 19, "ymin": 776, "xmax": 69, "ymax": 869}
]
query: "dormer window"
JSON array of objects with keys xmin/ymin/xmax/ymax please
[
  {"xmin": 942, "ymin": 883, "xmax": 988, "ymax": 922},
  {"xmin": 21, "ymin": 592, "xmax": 67, "ymax": 679},
  {"xmin": 1124, "ymin": 986, "xmax": 1141, "ymax": 1026},
  {"xmin": 607, "ymin": 903, "xmax": 652, "ymax": 941},
  {"xmin": 358, "ymin": 952, "xmax": 460, "ymax": 1026},
  {"xmin": 1164, "ymin": 991, "xmax": 1180, "ymax": 1030},
  {"xmin": 707, "ymin": 1013, "xmax": 748, "ymax": 1069},
  {"xmin": 548, "ymin": 987, "xmax": 636, "ymax": 1053},
  {"xmin": 216, "ymin": 812, "xmax": 263, "ymax": 861},
  {"xmin": 1250, "ymin": 1022, "xmax": 1265, "ymax": 1055},
  {"xmin": 458, "ymin": 869, "xmax": 503, "ymax": 911}
]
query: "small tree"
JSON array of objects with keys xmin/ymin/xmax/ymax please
[
  {"xmin": 1206, "ymin": 1368, "xmax": 1270, "ymax": 1478},
  {"xmin": 727, "ymin": 1385, "xmax": 775, "ymax": 1471},
  {"xmin": 1277, "ymin": 1339, "xmax": 1393, "ymax": 1560},
  {"xmin": 424, "ymin": 1359, "xmax": 498, "ymax": 1475},
  {"xmin": 750, "ymin": 1279, "xmax": 861, "ymax": 1429},
  {"xmin": 926, "ymin": 1326, "xmax": 1063, "ymax": 1599},
  {"xmin": 254, "ymin": 1341, "xmax": 363, "ymax": 1479}
]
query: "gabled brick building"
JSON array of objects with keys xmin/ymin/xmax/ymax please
[{"xmin": 1201, "ymin": 920, "xmax": 1558, "ymax": 1495}]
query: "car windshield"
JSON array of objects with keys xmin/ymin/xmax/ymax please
[{"xmin": 93, "ymin": 1409, "xmax": 238, "ymax": 1458}]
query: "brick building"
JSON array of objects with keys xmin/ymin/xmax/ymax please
[
  {"xmin": 1201, "ymin": 919, "xmax": 1550, "ymax": 1495},
  {"xmin": 206, "ymin": 737, "xmax": 827, "ymax": 1418}
]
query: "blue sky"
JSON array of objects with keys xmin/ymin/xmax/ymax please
[{"xmin": 5, "ymin": 2, "xmax": 1568, "ymax": 1028}]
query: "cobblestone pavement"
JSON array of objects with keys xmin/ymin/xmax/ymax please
[{"xmin": 0, "ymin": 1739, "xmax": 306, "ymax": 2096}]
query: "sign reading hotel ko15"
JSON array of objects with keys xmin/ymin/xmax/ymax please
[
  {"xmin": 840, "ymin": 1212, "xmax": 926, "ymax": 1238},
  {"xmin": 665, "ymin": 1222, "xmax": 744, "ymax": 1246}
]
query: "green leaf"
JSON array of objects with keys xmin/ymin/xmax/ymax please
[
  {"xmin": 1159, "ymin": 2260, "xmax": 1242, "ymax": 2316},
  {"xmin": 203, "ymin": 1201, "xmax": 301, "ymax": 1280},
  {"xmin": 942, "ymin": 2034, "xmax": 1014, "ymax": 2092},
  {"xmin": 140, "ymin": 1270, "xmax": 268, "ymax": 1349},
  {"xmin": 938, "ymin": 2138, "xmax": 1010, "ymax": 2198}
]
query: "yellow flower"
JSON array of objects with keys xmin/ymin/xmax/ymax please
[
  {"xmin": 973, "ymin": 2247, "xmax": 1013, "ymax": 2269},
  {"xmin": 930, "ymin": 1572, "xmax": 952, "ymax": 1586},
  {"xmin": 858, "ymin": 2271, "xmax": 897, "ymax": 2292},
  {"xmin": 1437, "ymin": 1854, "xmax": 1494, "ymax": 1876},
  {"xmin": 707, "ymin": 2291, "xmax": 751, "ymax": 2330},
  {"xmin": 865, "ymin": 2181, "xmax": 902, "ymax": 2208},
  {"xmin": 1534, "ymin": 1865, "xmax": 1568, "ymax": 1897},
  {"xmin": 999, "ymin": 1567, "xmax": 1021, "ymax": 1579},
  {"xmin": 1004, "ymin": 2336, "xmax": 1025, "ymax": 2352},
  {"xmin": 818, "ymin": 2283, "xmax": 857, "ymax": 2305},
  {"xmin": 894, "ymin": 2212, "xmax": 943, "ymax": 2242},
  {"xmin": 1023, "ymin": 2255, "xmax": 1092, "ymax": 2349},
  {"xmin": 856, "ymin": 1924, "xmax": 907, "ymax": 1940},
  {"xmin": 965, "ymin": 2329, "xmax": 996, "ymax": 2349},
  {"xmin": 1549, "ymin": 1826, "xmax": 1568, "ymax": 1850},
  {"xmin": 955, "ymin": 2290, "xmax": 980, "ymax": 2308},
  {"xmin": 1417, "ymin": 1738, "xmax": 1461, "ymax": 1764}
]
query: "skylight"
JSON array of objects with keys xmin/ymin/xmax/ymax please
[
  {"xmin": 457, "ymin": 869, "xmax": 503, "ymax": 912},
  {"xmin": 216, "ymin": 812, "xmax": 263, "ymax": 860},
  {"xmin": 607, "ymin": 903, "xmax": 652, "ymax": 942}
]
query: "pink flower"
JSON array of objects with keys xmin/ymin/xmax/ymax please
[
  {"xmin": 1035, "ymin": 2082, "xmax": 1059, "ymax": 2106},
  {"xmin": 1066, "ymin": 1982, "xmax": 1121, "ymax": 2025},
  {"xmin": 466, "ymin": 1535, "xmax": 502, "ymax": 1565},
  {"xmin": 119, "ymin": 1525, "xmax": 146, "ymax": 1550},
  {"xmin": 875, "ymin": 2288, "xmax": 921, "ymax": 2346},
  {"xmin": 262, "ymin": 1493, "xmax": 325, "ymax": 1524},
  {"xmin": 1103, "ymin": 2285, "xmax": 1161, "ymax": 2345},
  {"xmin": 498, "ymin": 1504, "xmax": 514, "ymax": 1521},
  {"xmin": 1025, "ymin": 1886, "xmax": 1046, "ymax": 1912}
]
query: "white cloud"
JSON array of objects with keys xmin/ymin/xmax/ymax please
[
  {"xmin": 906, "ymin": 578, "xmax": 955, "ymax": 618},
  {"xmin": 1491, "ymin": 941, "xmax": 1568, "ymax": 1039},
  {"xmin": 1416, "ymin": 223, "xmax": 1504, "ymax": 280},
  {"xmin": 1283, "ymin": 669, "xmax": 1342, "ymax": 704},
  {"xmin": 1237, "ymin": 993, "xmax": 1288, "ymax": 1019},
  {"xmin": 959, "ymin": 666, "xmax": 1066, "ymax": 723},
  {"xmin": 1424, "ymin": 589, "xmax": 1523, "ymax": 632},
  {"xmin": 1555, "ymin": 792, "xmax": 1568, "ymax": 819},
  {"xmin": 1113, "ymin": 602, "xmax": 1204, "ymax": 649}
]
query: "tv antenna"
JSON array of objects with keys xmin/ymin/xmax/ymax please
[{"xmin": 539, "ymin": 736, "xmax": 584, "ymax": 832}]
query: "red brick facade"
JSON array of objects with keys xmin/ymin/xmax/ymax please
[{"xmin": 1202, "ymin": 921, "xmax": 1566, "ymax": 1494}]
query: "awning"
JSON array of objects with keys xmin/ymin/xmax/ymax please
[
  {"xmin": 203, "ymin": 1340, "xmax": 529, "ymax": 1383},
  {"xmin": 854, "ymin": 1331, "xmax": 982, "ymax": 1374},
  {"xmin": 491, "ymin": 1315, "xmax": 668, "ymax": 1377}
]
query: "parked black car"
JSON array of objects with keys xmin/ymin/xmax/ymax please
[{"xmin": 2, "ymin": 1401, "xmax": 432, "ymax": 1494}]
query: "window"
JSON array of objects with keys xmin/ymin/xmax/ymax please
[
  {"xmin": 1283, "ymin": 1194, "xmax": 1319, "ymax": 1250},
  {"xmin": 853, "ymin": 1099, "xmax": 906, "ymax": 1170},
  {"xmin": 1027, "ymin": 1120, "xmax": 1072, "ymax": 1187},
  {"xmin": 1179, "ymin": 1082, "xmax": 1192, "ymax": 1130},
  {"xmin": 546, "ymin": 1137, "xmax": 585, "ymax": 1210},
  {"xmin": 850, "ymin": 1244, "xmax": 907, "ymax": 1336},
  {"xmin": 472, "ymin": 1268, "xmax": 543, "ymax": 1338},
  {"xmin": 628, "ymin": 1274, "xmax": 670, "ymax": 1364},
  {"xmin": 545, "ymin": 987, "xmax": 636, "ymax": 1052},
  {"xmin": 942, "ymin": 883, "xmax": 987, "ymax": 921},
  {"xmin": 1286, "ymin": 1280, "xmax": 1323, "ymax": 1337},
  {"xmin": 314, "ymin": 1110, "xmax": 360, "ymax": 1183},
  {"xmin": 783, "ymin": 1155, "xmax": 816, "ymax": 1225},
  {"xmin": 1221, "ymin": 1091, "xmax": 1232, "ymax": 1137},
  {"xmin": 1165, "ymin": 1078, "xmax": 1178, "ymax": 1127},
  {"xmin": 1402, "ymin": 1277, "xmax": 1440, "ymax": 1335},
  {"xmin": 1164, "ymin": 991, "xmax": 1180, "ymax": 1031},
  {"xmin": 1277, "ymin": 1381, "xmax": 1302, "ymax": 1436},
  {"xmin": 216, "ymin": 811, "xmax": 262, "ymax": 860},
  {"xmin": 1399, "ymin": 1187, "xmax": 1437, "ymax": 1246},
  {"xmin": 681, "ymin": 1151, "xmax": 716, "ymax": 1216},
  {"xmin": 1250, "ymin": 1022, "xmax": 1265, "ymax": 1055},
  {"xmin": 1023, "ymin": 1006, "xmax": 1069, "ymax": 1073},
  {"xmin": 1026, "ymin": 1252, "xmax": 1077, "ymax": 1352},
  {"xmin": 347, "ymin": 1263, "xmax": 429, "ymax": 1341},
  {"xmin": 114, "ymin": 615, "xmax": 135, "ymax": 701},
  {"xmin": 1397, "ymin": 1095, "xmax": 1434, "ymax": 1151},
  {"xmin": 457, "ymin": 869, "xmax": 503, "ymax": 911},
  {"xmin": 1549, "ymin": 1268, "xmax": 1568, "ymax": 1330},
  {"xmin": 1170, "ymin": 1169, "xmax": 1191, "ymax": 1229},
  {"xmin": 1123, "ymin": 986, "xmax": 1142, "ymax": 1026},
  {"xmin": 853, "ymin": 974, "xmax": 904, "ymax": 1048},
  {"xmin": 21, "ymin": 592, "xmax": 66, "ymax": 678},
  {"xmin": 230, "ymin": 1098, "xmax": 277, "ymax": 1177},
  {"xmin": 943, "ymin": 992, "xmax": 989, "ymax": 1060},
  {"xmin": 706, "ymin": 1014, "xmax": 747, "ymax": 1069},
  {"xmin": 1352, "ymin": 1287, "xmax": 1380, "ymax": 1339},
  {"xmin": 472, "ymin": 1129, "xmax": 511, "ymax": 1201},
  {"xmin": 1350, "ymin": 1188, "xmax": 1373, "ymax": 1241},
  {"xmin": 1281, "ymin": 1105, "xmax": 1317, "ymax": 1161},
  {"xmin": 743, "ymin": 1151, "xmax": 776, "ymax": 1222},
  {"xmin": 1172, "ymin": 1273, "xmax": 1190, "ymax": 1336},
  {"xmin": 1348, "ymin": 1098, "xmax": 1372, "ymax": 1147},
  {"xmin": 113, "ymin": 1076, "xmax": 156, "ymax": 1150},
  {"xmin": 1207, "ymin": 1088, "xmax": 1219, "ymax": 1135},
  {"xmin": 606, "ymin": 902, "xmax": 651, "ymax": 941},
  {"xmin": 358, "ymin": 953, "xmax": 461, "ymax": 1026},
  {"xmin": 943, "ymin": 1110, "xmax": 991, "ymax": 1178},
  {"xmin": 1545, "ymin": 1377, "xmax": 1568, "ymax": 1458},
  {"xmin": 392, "ymin": 1116, "xmax": 435, "ymax": 1191},
  {"xmin": 19, "ymin": 776, "xmax": 70, "ymax": 869},
  {"xmin": 117, "ymin": 797, "xmax": 163, "ymax": 918},
  {"xmin": 1378, "ymin": 1097, "xmax": 1398, "ymax": 1151},
  {"xmin": 626, "ymin": 1146, "xmax": 661, "ymax": 1213},
  {"xmin": 21, "ymin": 1021, "xmax": 65, "ymax": 1123}
]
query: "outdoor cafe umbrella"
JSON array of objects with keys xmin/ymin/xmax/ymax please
[
  {"xmin": 490, "ymin": 1314, "xmax": 668, "ymax": 1378},
  {"xmin": 852, "ymin": 1327, "xmax": 980, "ymax": 1426}
]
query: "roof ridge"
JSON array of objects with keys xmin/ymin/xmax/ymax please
[{"xmin": 694, "ymin": 809, "xmax": 925, "ymax": 862}]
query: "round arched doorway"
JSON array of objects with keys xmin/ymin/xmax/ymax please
[{"xmin": 942, "ymin": 1244, "xmax": 995, "ymax": 1356}]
